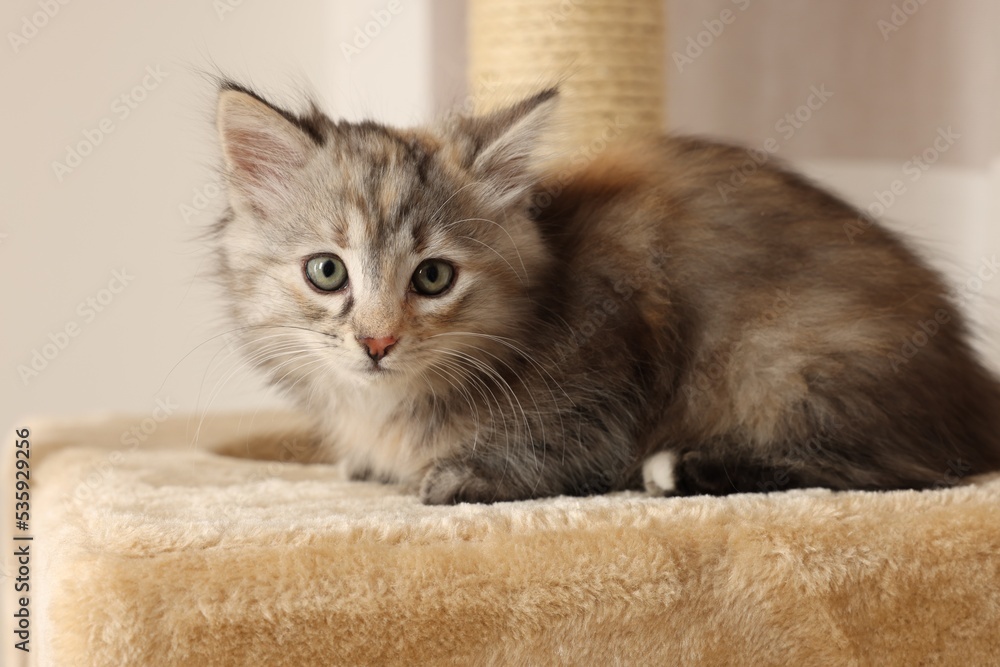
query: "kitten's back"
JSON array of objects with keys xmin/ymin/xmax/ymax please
[{"xmin": 536, "ymin": 136, "xmax": 1000, "ymax": 493}]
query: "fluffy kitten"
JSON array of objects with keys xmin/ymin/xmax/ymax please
[{"xmin": 211, "ymin": 82, "xmax": 1000, "ymax": 504}]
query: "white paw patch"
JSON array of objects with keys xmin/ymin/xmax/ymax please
[{"xmin": 643, "ymin": 451, "xmax": 677, "ymax": 496}]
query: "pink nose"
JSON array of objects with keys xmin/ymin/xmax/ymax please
[{"xmin": 358, "ymin": 335, "xmax": 398, "ymax": 362}]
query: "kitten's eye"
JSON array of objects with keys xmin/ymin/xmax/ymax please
[
  {"xmin": 411, "ymin": 259, "xmax": 455, "ymax": 296},
  {"xmin": 304, "ymin": 254, "xmax": 348, "ymax": 292}
]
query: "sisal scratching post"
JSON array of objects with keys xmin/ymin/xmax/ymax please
[{"xmin": 469, "ymin": 0, "xmax": 665, "ymax": 162}]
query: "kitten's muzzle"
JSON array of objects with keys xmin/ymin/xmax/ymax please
[{"xmin": 358, "ymin": 335, "xmax": 398, "ymax": 362}]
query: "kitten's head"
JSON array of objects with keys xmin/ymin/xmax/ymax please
[{"xmin": 213, "ymin": 83, "xmax": 557, "ymax": 397}]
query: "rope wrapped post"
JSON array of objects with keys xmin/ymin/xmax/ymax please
[{"xmin": 468, "ymin": 0, "xmax": 666, "ymax": 163}]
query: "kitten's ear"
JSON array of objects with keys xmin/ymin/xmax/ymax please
[
  {"xmin": 216, "ymin": 88, "xmax": 317, "ymax": 218},
  {"xmin": 464, "ymin": 88, "xmax": 558, "ymax": 207}
]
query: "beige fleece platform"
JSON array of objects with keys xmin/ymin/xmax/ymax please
[{"xmin": 3, "ymin": 411, "xmax": 999, "ymax": 666}]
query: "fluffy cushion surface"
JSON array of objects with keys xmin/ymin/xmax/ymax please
[{"xmin": 4, "ymin": 412, "xmax": 999, "ymax": 666}]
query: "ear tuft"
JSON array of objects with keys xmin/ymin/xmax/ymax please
[
  {"xmin": 216, "ymin": 89, "xmax": 317, "ymax": 218},
  {"xmin": 465, "ymin": 88, "xmax": 559, "ymax": 207}
]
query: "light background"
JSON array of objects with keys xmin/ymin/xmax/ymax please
[{"xmin": 3, "ymin": 0, "xmax": 999, "ymax": 433}]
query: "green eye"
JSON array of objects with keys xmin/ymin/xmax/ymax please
[
  {"xmin": 304, "ymin": 254, "xmax": 348, "ymax": 292},
  {"xmin": 411, "ymin": 259, "xmax": 455, "ymax": 296}
]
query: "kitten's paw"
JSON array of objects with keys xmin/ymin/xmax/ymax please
[
  {"xmin": 671, "ymin": 450, "xmax": 768, "ymax": 496},
  {"xmin": 672, "ymin": 450, "xmax": 727, "ymax": 495},
  {"xmin": 643, "ymin": 451, "xmax": 679, "ymax": 496},
  {"xmin": 419, "ymin": 461, "xmax": 498, "ymax": 505}
]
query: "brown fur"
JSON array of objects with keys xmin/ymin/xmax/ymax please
[
  {"xmin": 212, "ymin": 83, "xmax": 1000, "ymax": 503},
  {"xmin": 538, "ymin": 137, "xmax": 1000, "ymax": 494}
]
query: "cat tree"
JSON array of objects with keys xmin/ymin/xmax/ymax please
[
  {"xmin": 469, "ymin": 0, "xmax": 665, "ymax": 159},
  {"xmin": 8, "ymin": 413, "xmax": 1000, "ymax": 664}
]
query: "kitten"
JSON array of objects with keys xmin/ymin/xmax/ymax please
[{"xmin": 211, "ymin": 82, "xmax": 1000, "ymax": 504}]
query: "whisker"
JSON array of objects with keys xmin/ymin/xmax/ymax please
[
  {"xmin": 441, "ymin": 216, "xmax": 528, "ymax": 281},
  {"xmin": 458, "ymin": 235, "xmax": 524, "ymax": 285}
]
